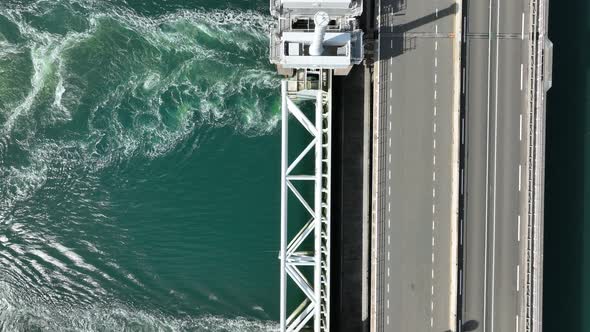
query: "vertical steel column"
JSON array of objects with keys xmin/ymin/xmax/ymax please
[{"xmin": 314, "ymin": 91, "xmax": 323, "ymax": 332}]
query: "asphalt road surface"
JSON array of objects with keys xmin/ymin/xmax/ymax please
[
  {"xmin": 461, "ymin": 0, "xmax": 530, "ymax": 331},
  {"xmin": 375, "ymin": 0, "xmax": 459, "ymax": 331}
]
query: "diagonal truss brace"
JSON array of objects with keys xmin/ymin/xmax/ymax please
[{"xmin": 280, "ymin": 74, "xmax": 331, "ymax": 332}]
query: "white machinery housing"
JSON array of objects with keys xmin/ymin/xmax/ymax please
[{"xmin": 270, "ymin": 0, "xmax": 364, "ymax": 76}]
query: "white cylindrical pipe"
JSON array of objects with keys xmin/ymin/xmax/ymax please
[{"xmin": 309, "ymin": 11, "xmax": 329, "ymax": 56}]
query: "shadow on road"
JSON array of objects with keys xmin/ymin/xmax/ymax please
[
  {"xmin": 462, "ymin": 319, "xmax": 480, "ymax": 331},
  {"xmin": 379, "ymin": 3, "xmax": 457, "ymax": 59}
]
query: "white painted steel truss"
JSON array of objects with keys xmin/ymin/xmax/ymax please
[{"xmin": 280, "ymin": 72, "xmax": 332, "ymax": 332}]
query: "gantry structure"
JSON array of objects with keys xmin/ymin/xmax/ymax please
[{"xmin": 270, "ymin": 1, "xmax": 364, "ymax": 331}]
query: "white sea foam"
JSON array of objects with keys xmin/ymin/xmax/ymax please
[{"xmin": 0, "ymin": 3, "xmax": 280, "ymax": 213}]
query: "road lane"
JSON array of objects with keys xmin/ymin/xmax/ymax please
[
  {"xmin": 375, "ymin": 0, "xmax": 459, "ymax": 331},
  {"xmin": 461, "ymin": 0, "xmax": 530, "ymax": 331}
]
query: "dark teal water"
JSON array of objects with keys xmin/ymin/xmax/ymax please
[
  {"xmin": 544, "ymin": 0, "xmax": 589, "ymax": 331},
  {"xmin": 0, "ymin": 1, "xmax": 284, "ymax": 330}
]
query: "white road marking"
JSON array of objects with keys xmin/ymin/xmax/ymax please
[
  {"xmin": 435, "ymin": 41, "xmax": 438, "ymax": 51},
  {"xmin": 434, "ymin": 106, "xmax": 437, "ymax": 116},
  {"xmin": 434, "ymin": 73, "xmax": 438, "ymax": 84},
  {"xmin": 435, "ymin": 24, "xmax": 438, "ymax": 34},
  {"xmin": 388, "ymin": 186, "xmax": 391, "ymax": 196},
  {"xmin": 435, "ymin": 58, "xmax": 438, "ymax": 68},
  {"xmin": 490, "ymin": 1, "xmax": 501, "ymax": 330},
  {"xmin": 434, "ymin": 139, "xmax": 437, "ymax": 149},
  {"xmin": 390, "ymin": 72, "xmax": 393, "ymax": 81},
  {"xmin": 433, "ymin": 155, "xmax": 436, "ymax": 165},
  {"xmin": 432, "ymin": 204, "xmax": 435, "ymax": 214},
  {"xmin": 436, "ymin": 8, "xmax": 439, "ymax": 17},
  {"xmin": 388, "ymin": 235, "xmax": 390, "ymax": 245},
  {"xmin": 519, "ymin": 114, "xmax": 523, "ymax": 141},
  {"xmin": 387, "ymin": 316, "xmax": 390, "ymax": 325},
  {"xmin": 387, "ymin": 299, "xmax": 390, "ymax": 309},
  {"xmin": 389, "ymin": 121, "xmax": 392, "ymax": 131},
  {"xmin": 433, "ymin": 171, "xmax": 436, "ymax": 181},
  {"xmin": 389, "ymin": 137, "xmax": 392, "ymax": 147},
  {"xmin": 433, "ymin": 187, "xmax": 436, "ymax": 198},
  {"xmin": 462, "ymin": 67, "xmax": 466, "ymax": 94},
  {"xmin": 434, "ymin": 123, "xmax": 437, "ymax": 133},
  {"xmin": 460, "ymin": 218, "xmax": 464, "ymax": 245},
  {"xmin": 388, "ymin": 154, "xmax": 391, "ymax": 163},
  {"xmin": 389, "ymin": 89, "xmax": 392, "ymax": 98},
  {"xmin": 387, "ymin": 251, "xmax": 390, "ymax": 261},
  {"xmin": 516, "ymin": 315, "xmax": 519, "ymax": 332}
]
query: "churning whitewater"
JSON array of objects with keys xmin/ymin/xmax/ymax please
[{"xmin": 0, "ymin": 0, "xmax": 281, "ymax": 330}]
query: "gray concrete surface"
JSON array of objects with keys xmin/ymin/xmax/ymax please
[{"xmin": 374, "ymin": 0, "xmax": 459, "ymax": 331}]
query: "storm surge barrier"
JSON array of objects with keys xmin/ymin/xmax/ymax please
[{"xmin": 269, "ymin": 1, "xmax": 364, "ymax": 331}]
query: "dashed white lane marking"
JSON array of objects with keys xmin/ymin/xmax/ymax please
[
  {"xmin": 388, "ymin": 170, "xmax": 391, "ymax": 180},
  {"xmin": 388, "ymin": 235, "xmax": 391, "ymax": 245},
  {"xmin": 389, "ymin": 121, "xmax": 392, "ymax": 131},
  {"xmin": 389, "ymin": 89, "xmax": 392, "ymax": 98},
  {"xmin": 388, "ymin": 202, "xmax": 391, "ymax": 212},
  {"xmin": 519, "ymin": 114, "xmax": 523, "ymax": 141},
  {"xmin": 520, "ymin": 63, "xmax": 524, "ymax": 90},
  {"xmin": 516, "ymin": 315, "xmax": 519, "ymax": 332},
  {"xmin": 431, "ymin": 32, "xmax": 439, "ymax": 331},
  {"xmin": 389, "ymin": 105, "xmax": 392, "ymax": 115},
  {"xmin": 390, "ymin": 72, "xmax": 393, "ymax": 81}
]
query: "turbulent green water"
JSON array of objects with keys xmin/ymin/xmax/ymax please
[{"xmin": 0, "ymin": 0, "xmax": 283, "ymax": 330}]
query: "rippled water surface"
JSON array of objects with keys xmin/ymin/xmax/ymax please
[{"xmin": 0, "ymin": 0, "xmax": 282, "ymax": 330}]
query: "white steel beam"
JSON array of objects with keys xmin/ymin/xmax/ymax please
[{"xmin": 280, "ymin": 71, "xmax": 332, "ymax": 332}]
